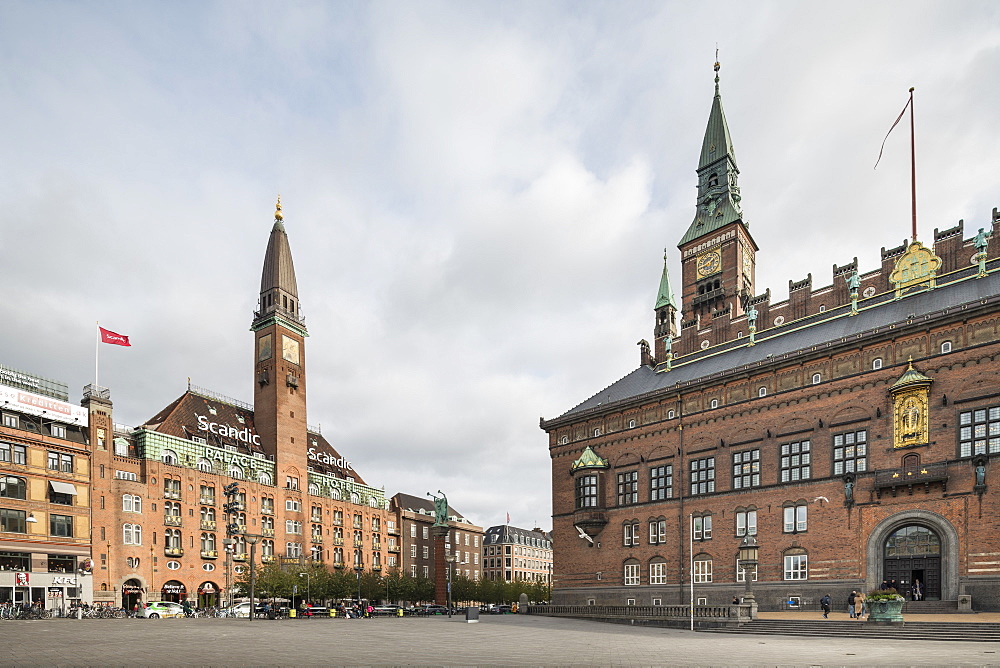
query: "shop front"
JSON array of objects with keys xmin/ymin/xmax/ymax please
[
  {"xmin": 0, "ymin": 552, "xmax": 93, "ymax": 612},
  {"xmin": 198, "ymin": 581, "xmax": 220, "ymax": 608},
  {"xmin": 121, "ymin": 579, "xmax": 144, "ymax": 610},
  {"xmin": 160, "ymin": 580, "xmax": 187, "ymax": 603}
]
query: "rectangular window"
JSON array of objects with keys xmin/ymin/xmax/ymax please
[
  {"xmin": 285, "ymin": 499, "xmax": 300, "ymax": 512},
  {"xmin": 2, "ymin": 414, "xmax": 17, "ymax": 428},
  {"xmin": 650, "ymin": 464, "xmax": 673, "ymax": 501},
  {"xmin": 693, "ymin": 558, "xmax": 712, "ymax": 583},
  {"xmin": 736, "ymin": 510, "xmax": 757, "ymax": 537},
  {"xmin": 0, "ymin": 442, "xmax": 8, "ymax": 462},
  {"xmin": 732, "ymin": 449, "xmax": 761, "ymax": 489},
  {"xmin": 0, "ymin": 508, "xmax": 27, "ymax": 533},
  {"xmin": 0, "ymin": 551, "xmax": 30, "ymax": 570},
  {"xmin": 410, "ymin": 523, "xmax": 417, "ymax": 538},
  {"xmin": 833, "ymin": 430, "xmax": 868, "ymax": 474},
  {"xmin": 423, "ymin": 566, "xmax": 429, "ymax": 578},
  {"xmin": 779, "ymin": 440, "xmax": 810, "ymax": 482},
  {"xmin": 784, "ymin": 553, "xmax": 808, "ymax": 580},
  {"xmin": 422, "ymin": 546, "xmax": 429, "ymax": 559},
  {"xmin": 649, "ymin": 562, "xmax": 667, "ymax": 585},
  {"xmin": 48, "ymin": 451, "xmax": 60, "ymax": 470},
  {"xmin": 958, "ymin": 407, "xmax": 1000, "ymax": 457},
  {"xmin": 648, "ymin": 519, "xmax": 666, "ymax": 544},
  {"xmin": 12, "ymin": 445, "xmax": 25, "ymax": 465},
  {"xmin": 624, "ymin": 563, "xmax": 640, "ymax": 586},
  {"xmin": 286, "ymin": 476, "xmax": 299, "ymax": 490},
  {"xmin": 410, "ymin": 545, "xmax": 417, "ymax": 558},
  {"xmin": 422, "ymin": 526, "xmax": 429, "ymax": 540},
  {"xmin": 575, "ymin": 474, "xmax": 598, "ymax": 508},
  {"xmin": 616, "ymin": 470, "xmax": 638, "ymax": 505},
  {"xmin": 689, "ymin": 457, "xmax": 715, "ymax": 495},
  {"xmin": 693, "ymin": 515, "xmax": 712, "ymax": 540},
  {"xmin": 783, "ymin": 505, "xmax": 807, "ymax": 533},
  {"xmin": 60, "ymin": 453, "xmax": 73, "ymax": 472},
  {"xmin": 51, "ymin": 424, "xmax": 66, "ymax": 439},
  {"xmin": 623, "ymin": 522, "xmax": 638, "ymax": 547}
]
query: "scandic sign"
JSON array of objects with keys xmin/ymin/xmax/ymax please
[
  {"xmin": 99, "ymin": 327, "xmax": 131, "ymax": 346},
  {"xmin": 308, "ymin": 447, "xmax": 352, "ymax": 471},
  {"xmin": 196, "ymin": 414, "xmax": 261, "ymax": 445}
]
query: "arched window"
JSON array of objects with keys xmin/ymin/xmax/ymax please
[
  {"xmin": 941, "ymin": 341, "xmax": 952, "ymax": 354},
  {"xmin": 197, "ymin": 458, "xmax": 213, "ymax": 472},
  {"xmin": 710, "ymin": 399, "xmax": 719, "ymax": 409},
  {"xmin": 122, "ymin": 494, "xmax": 141, "ymax": 513},
  {"xmin": 667, "ymin": 409, "xmax": 676, "ymax": 420},
  {"xmin": 623, "ymin": 559, "xmax": 640, "ymax": 586},
  {"xmin": 164, "ymin": 528, "xmax": 181, "ymax": 550},
  {"xmin": 872, "ymin": 358, "xmax": 883, "ymax": 370},
  {"xmin": 201, "ymin": 532, "xmax": 216, "ymax": 553},
  {"xmin": 228, "ymin": 465, "xmax": 244, "ymax": 479},
  {"xmin": 369, "ymin": 496, "xmax": 379, "ymax": 508},
  {"xmin": 783, "ymin": 548, "xmax": 808, "ymax": 580},
  {"xmin": 350, "ymin": 492, "xmax": 360, "ymax": 505},
  {"xmin": 0, "ymin": 476, "xmax": 27, "ymax": 500},
  {"xmin": 257, "ymin": 471, "xmax": 272, "ymax": 485},
  {"xmin": 758, "ymin": 387, "xmax": 767, "ymax": 398},
  {"xmin": 811, "ymin": 373, "xmax": 821, "ymax": 385},
  {"xmin": 162, "ymin": 450, "xmax": 178, "ymax": 465},
  {"xmin": 308, "ymin": 483, "xmax": 320, "ymax": 496},
  {"xmin": 330, "ymin": 487, "xmax": 341, "ymax": 501},
  {"xmin": 648, "ymin": 557, "xmax": 667, "ymax": 585},
  {"xmin": 693, "ymin": 553, "xmax": 712, "ymax": 583},
  {"xmin": 123, "ymin": 524, "xmax": 142, "ymax": 545}
]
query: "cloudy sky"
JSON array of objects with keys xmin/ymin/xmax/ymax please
[{"xmin": 1, "ymin": 1, "xmax": 998, "ymax": 530}]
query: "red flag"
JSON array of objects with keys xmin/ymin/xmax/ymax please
[
  {"xmin": 506, "ymin": 512, "xmax": 510, "ymax": 524},
  {"xmin": 99, "ymin": 327, "xmax": 131, "ymax": 347}
]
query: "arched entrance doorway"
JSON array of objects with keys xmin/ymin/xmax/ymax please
[
  {"xmin": 198, "ymin": 581, "xmax": 219, "ymax": 608},
  {"xmin": 121, "ymin": 579, "xmax": 143, "ymax": 611},
  {"xmin": 160, "ymin": 580, "xmax": 187, "ymax": 603},
  {"xmin": 883, "ymin": 524, "xmax": 941, "ymax": 600}
]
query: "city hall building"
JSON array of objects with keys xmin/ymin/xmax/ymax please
[
  {"xmin": 87, "ymin": 200, "xmax": 389, "ymax": 609},
  {"xmin": 541, "ymin": 67, "xmax": 1000, "ymax": 611}
]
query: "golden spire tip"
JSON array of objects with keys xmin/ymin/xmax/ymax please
[{"xmin": 274, "ymin": 195, "xmax": 283, "ymax": 222}]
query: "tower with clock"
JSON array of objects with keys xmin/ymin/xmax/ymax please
[
  {"xmin": 673, "ymin": 61, "xmax": 758, "ymax": 348},
  {"xmin": 252, "ymin": 197, "xmax": 310, "ymax": 483}
]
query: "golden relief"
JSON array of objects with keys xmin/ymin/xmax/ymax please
[
  {"xmin": 893, "ymin": 388, "xmax": 929, "ymax": 448},
  {"xmin": 258, "ymin": 333, "xmax": 273, "ymax": 361},
  {"xmin": 889, "ymin": 241, "xmax": 942, "ymax": 299}
]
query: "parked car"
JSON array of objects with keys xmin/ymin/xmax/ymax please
[
  {"xmin": 487, "ymin": 604, "xmax": 512, "ymax": 614},
  {"xmin": 142, "ymin": 601, "xmax": 184, "ymax": 619},
  {"xmin": 224, "ymin": 602, "xmax": 252, "ymax": 618}
]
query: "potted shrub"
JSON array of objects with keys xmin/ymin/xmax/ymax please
[{"xmin": 866, "ymin": 588, "xmax": 905, "ymax": 623}]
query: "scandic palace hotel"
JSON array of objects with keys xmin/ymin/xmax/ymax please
[
  {"xmin": 0, "ymin": 201, "xmax": 551, "ymax": 610},
  {"xmin": 542, "ymin": 67, "xmax": 1000, "ymax": 611}
]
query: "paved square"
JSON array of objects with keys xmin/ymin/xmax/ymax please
[{"xmin": 2, "ymin": 615, "xmax": 999, "ymax": 666}]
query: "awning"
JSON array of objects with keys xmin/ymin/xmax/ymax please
[{"xmin": 49, "ymin": 481, "xmax": 78, "ymax": 495}]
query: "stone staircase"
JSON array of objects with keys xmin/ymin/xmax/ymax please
[
  {"xmin": 902, "ymin": 600, "xmax": 959, "ymax": 614},
  {"xmin": 701, "ymin": 618, "xmax": 1000, "ymax": 642}
]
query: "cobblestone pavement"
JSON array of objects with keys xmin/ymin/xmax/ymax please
[{"xmin": 3, "ymin": 614, "xmax": 1000, "ymax": 667}]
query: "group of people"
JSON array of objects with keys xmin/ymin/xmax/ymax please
[
  {"xmin": 818, "ymin": 592, "xmax": 866, "ymax": 619},
  {"xmin": 879, "ymin": 578, "xmax": 923, "ymax": 600}
]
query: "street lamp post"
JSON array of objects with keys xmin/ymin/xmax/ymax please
[
  {"xmin": 737, "ymin": 535, "xmax": 759, "ymax": 620},
  {"xmin": 298, "ymin": 572, "xmax": 310, "ymax": 607},
  {"xmin": 445, "ymin": 554, "xmax": 457, "ymax": 618},
  {"xmin": 244, "ymin": 534, "xmax": 262, "ymax": 622},
  {"xmin": 222, "ymin": 538, "xmax": 234, "ymax": 607},
  {"xmin": 354, "ymin": 565, "xmax": 363, "ymax": 614}
]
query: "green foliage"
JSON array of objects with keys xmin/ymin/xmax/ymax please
[{"xmin": 866, "ymin": 588, "xmax": 905, "ymax": 601}]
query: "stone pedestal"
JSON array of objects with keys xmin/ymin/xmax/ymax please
[{"xmin": 430, "ymin": 526, "xmax": 449, "ymax": 605}]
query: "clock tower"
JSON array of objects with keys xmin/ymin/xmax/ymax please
[
  {"xmin": 252, "ymin": 197, "xmax": 309, "ymax": 484},
  {"xmin": 677, "ymin": 61, "xmax": 757, "ymax": 323}
]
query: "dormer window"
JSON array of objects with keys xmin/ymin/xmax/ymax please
[{"xmin": 208, "ymin": 406, "xmax": 217, "ymax": 416}]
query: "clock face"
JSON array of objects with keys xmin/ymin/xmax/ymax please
[
  {"xmin": 281, "ymin": 335, "xmax": 300, "ymax": 365},
  {"xmin": 696, "ymin": 251, "xmax": 722, "ymax": 278}
]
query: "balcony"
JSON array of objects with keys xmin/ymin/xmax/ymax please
[
  {"xmin": 164, "ymin": 515, "xmax": 182, "ymax": 527},
  {"xmin": 372, "ymin": 543, "xmax": 381, "ymax": 550},
  {"xmin": 200, "ymin": 549, "xmax": 218, "ymax": 559},
  {"xmin": 310, "ymin": 515, "xmax": 322, "ymax": 523},
  {"xmin": 333, "ymin": 560, "xmax": 345, "ymax": 569},
  {"xmin": 232, "ymin": 552, "xmax": 247, "ymax": 562},
  {"xmin": 262, "ymin": 528, "xmax": 275, "ymax": 537},
  {"xmin": 353, "ymin": 540, "xmax": 363, "ymax": 548},
  {"xmin": 164, "ymin": 547, "xmax": 184, "ymax": 557},
  {"xmin": 332, "ymin": 518, "xmax": 344, "ymax": 526},
  {"xmin": 238, "ymin": 525, "xmax": 248, "ymax": 533},
  {"xmin": 261, "ymin": 555, "xmax": 275, "ymax": 564},
  {"xmin": 333, "ymin": 537, "xmax": 344, "ymax": 546},
  {"xmin": 163, "ymin": 490, "xmax": 181, "ymax": 500},
  {"xmin": 199, "ymin": 496, "xmax": 216, "ymax": 506},
  {"xmin": 261, "ymin": 507, "xmax": 274, "ymax": 516},
  {"xmin": 388, "ymin": 545, "xmax": 400, "ymax": 553},
  {"xmin": 231, "ymin": 502, "xmax": 246, "ymax": 512},
  {"xmin": 311, "ymin": 536, "xmax": 323, "ymax": 544},
  {"xmin": 874, "ymin": 461, "xmax": 949, "ymax": 497},
  {"xmin": 387, "ymin": 527, "xmax": 400, "ymax": 536},
  {"xmin": 372, "ymin": 565, "xmax": 382, "ymax": 572},
  {"xmin": 200, "ymin": 520, "xmax": 217, "ymax": 531}
]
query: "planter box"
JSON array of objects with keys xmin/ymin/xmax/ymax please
[{"xmin": 867, "ymin": 598, "xmax": 905, "ymax": 624}]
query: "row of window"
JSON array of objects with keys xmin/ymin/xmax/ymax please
[
  {"xmin": 623, "ymin": 505, "xmax": 808, "ymax": 546},
  {"xmin": 1, "ymin": 414, "xmax": 70, "ymax": 439},
  {"xmin": 0, "ymin": 508, "xmax": 74, "ymax": 536},
  {"xmin": 622, "ymin": 552, "xmax": 808, "ymax": 585},
  {"xmin": 0, "ymin": 551, "xmax": 77, "ymax": 572},
  {"xmin": 578, "ymin": 431, "xmax": 870, "ymax": 508},
  {"xmin": 405, "ymin": 522, "xmax": 481, "ymax": 548},
  {"xmin": 0, "ymin": 476, "xmax": 74, "ymax": 505},
  {"xmin": 0, "ymin": 443, "xmax": 76, "ymax": 471}
]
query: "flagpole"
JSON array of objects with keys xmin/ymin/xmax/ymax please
[
  {"xmin": 95, "ymin": 321, "xmax": 100, "ymax": 388},
  {"xmin": 909, "ymin": 87, "xmax": 917, "ymax": 241}
]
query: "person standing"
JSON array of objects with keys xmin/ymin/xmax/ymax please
[
  {"xmin": 848, "ymin": 591, "xmax": 857, "ymax": 618},
  {"xmin": 820, "ymin": 594, "xmax": 831, "ymax": 619},
  {"xmin": 854, "ymin": 591, "xmax": 865, "ymax": 620},
  {"xmin": 912, "ymin": 579, "xmax": 923, "ymax": 601}
]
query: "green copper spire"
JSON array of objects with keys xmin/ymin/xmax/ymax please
[
  {"xmin": 678, "ymin": 58, "xmax": 744, "ymax": 247},
  {"xmin": 654, "ymin": 249, "xmax": 678, "ymax": 310}
]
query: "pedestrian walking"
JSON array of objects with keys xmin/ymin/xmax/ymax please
[
  {"xmin": 848, "ymin": 591, "xmax": 857, "ymax": 618},
  {"xmin": 854, "ymin": 591, "xmax": 865, "ymax": 620},
  {"xmin": 820, "ymin": 594, "xmax": 831, "ymax": 618}
]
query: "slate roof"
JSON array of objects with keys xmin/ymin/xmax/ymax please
[
  {"xmin": 142, "ymin": 389, "xmax": 365, "ymax": 483},
  {"xmin": 552, "ymin": 266, "xmax": 1000, "ymax": 422},
  {"xmin": 483, "ymin": 524, "xmax": 552, "ymax": 545},
  {"xmin": 261, "ymin": 212, "xmax": 299, "ymax": 298}
]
